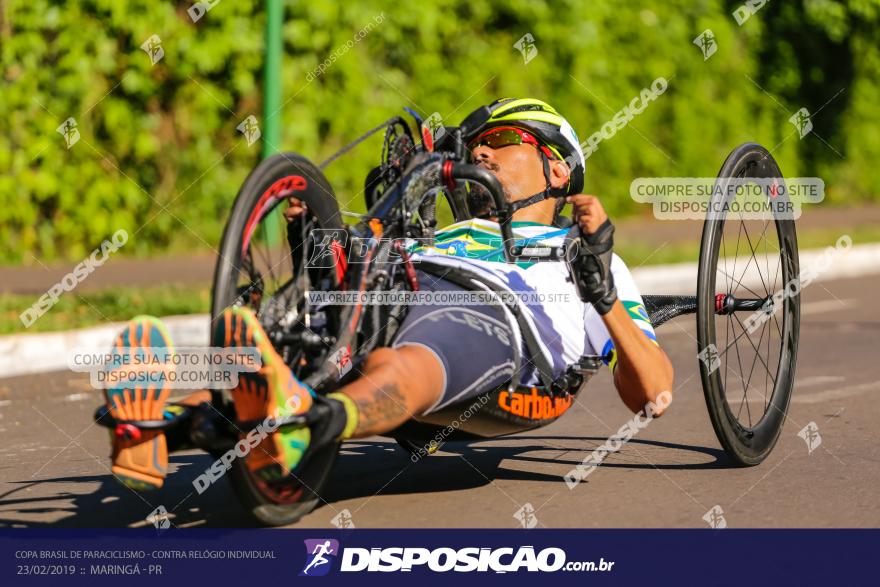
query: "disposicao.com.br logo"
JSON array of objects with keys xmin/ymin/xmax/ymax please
[
  {"xmin": 300, "ymin": 539, "xmax": 340, "ymax": 576},
  {"xmin": 300, "ymin": 540, "xmax": 613, "ymax": 575}
]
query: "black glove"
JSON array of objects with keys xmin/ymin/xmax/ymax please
[{"xmin": 565, "ymin": 218, "xmax": 618, "ymax": 315}]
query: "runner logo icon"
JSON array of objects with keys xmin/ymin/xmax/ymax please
[{"xmin": 300, "ymin": 539, "xmax": 339, "ymax": 576}]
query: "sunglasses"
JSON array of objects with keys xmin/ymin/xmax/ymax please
[{"xmin": 468, "ymin": 126, "xmax": 557, "ymax": 160}]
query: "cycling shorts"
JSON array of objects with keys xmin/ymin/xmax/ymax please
[{"xmin": 391, "ymin": 271, "xmax": 525, "ymax": 414}]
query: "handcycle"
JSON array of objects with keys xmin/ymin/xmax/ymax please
[{"xmin": 95, "ymin": 108, "xmax": 800, "ymax": 526}]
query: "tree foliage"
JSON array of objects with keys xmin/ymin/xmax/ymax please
[{"xmin": 1, "ymin": 0, "xmax": 878, "ymax": 263}]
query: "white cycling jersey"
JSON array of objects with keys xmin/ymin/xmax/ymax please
[{"xmin": 406, "ymin": 218, "xmax": 658, "ymax": 382}]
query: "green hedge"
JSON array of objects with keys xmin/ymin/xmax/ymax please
[{"xmin": 2, "ymin": 0, "xmax": 879, "ymax": 264}]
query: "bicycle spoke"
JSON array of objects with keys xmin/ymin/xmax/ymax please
[
  {"xmin": 717, "ymin": 312, "xmax": 771, "ymax": 365},
  {"xmin": 732, "ymin": 314, "xmax": 777, "ymax": 385},
  {"xmin": 724, "ymin": 304, "xmax": 731, "ymax": 398},
  {"xmin": 772, "ymin": 227, "xmax": 783, "ymax": 296},
  {"xmin": 772, "ymin": 311, "xmax": 783, "ymax": 339},
  {"xmin": 765, "ymin": 306, "xmax": 772, "ymax": 412},
  {"xmin": 722, "ymin": 221, "xmax": 729, "ymax": 296},
  {"xmin": 252, "ymin": 239, "xmax": 275, "ymax": 286},
  {"xmin": 730, "ymin": 220, "xmax": 743, "ymax": 297},
  {"xmin": 717, "ymin": 266, "xmax": 765, "ymax": 299},
  {"xmin": 740, "ymin": 219, "xmax": 770, "ymax": 297},
  {"xmin": 763, "ymin": 218, "xmax": 770, "ymax": 298},
  {"xmin": 731, "ymin": 314, "xmax": 749, "ymax": 424},
  {"xmin": 742, "ymin": 316, "xmax": 769, "ymax": 413}
]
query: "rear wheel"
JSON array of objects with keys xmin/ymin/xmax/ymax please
[
  {"xmin": 211, "ymin": 153, "xmax": 344, "ymax": 525},
  {"xmin": 697, "ymin": 143, "xmax": 800, "ymax": 466}
]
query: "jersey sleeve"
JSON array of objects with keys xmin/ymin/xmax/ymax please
[{"xmin": 583, "ymin": 254, "xmax": 658, "ymax": 372}]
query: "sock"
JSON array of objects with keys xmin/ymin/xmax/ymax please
[{"xmin": 327, "ymin": 392, "xmax": 359, "ymax": 440}]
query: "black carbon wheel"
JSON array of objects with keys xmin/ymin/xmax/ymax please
[
  {"xmin": 697, "ymin": 143, "xmax": 800, "ymax": 466},
  {"xmin": 210, "ymin": 153, "xmax": 343, "ymax": 525}
]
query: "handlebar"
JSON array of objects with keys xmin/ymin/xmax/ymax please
[
  {"xmin": 446, "ymin": 161, "xmax": 567, "ymax": 263},
  {"xmin": 447, "ymin": 162, "xmax": 505, "ymax": 210},
  {"xmin": 368, "ymin": 142, "xmax": 567, "ymax": 263},
  {"xmin": 446, "ymin": 161, "xmax": 515, "ymax": 254}
]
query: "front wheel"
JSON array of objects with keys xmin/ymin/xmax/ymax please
[
  {"xmin": 697, "ymin": 143, "xmax": 800, "ymax": 466},
  {"xmin": 211, "ymin": 152, "xmax": 343, "ymax": 525}
]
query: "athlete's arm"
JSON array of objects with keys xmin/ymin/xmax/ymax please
[
  {"xmin": 568, "ymin": 194, "xmax": 674, "ymax": 415},
  {"xmin": 602, "ymin": 301, "xmax": 674, "ymax": 415}
]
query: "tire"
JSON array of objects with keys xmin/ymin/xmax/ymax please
[
  {"xmin": 210, "ymin": 152, "xmax": 343, "ymax": 525},
  {"xmin": 211, "ymin": 152, "xmax": 344, "ymax": 320},
  {"xmin": 696, "ymin": 143, "xmax": 800, "ymax": 466}
]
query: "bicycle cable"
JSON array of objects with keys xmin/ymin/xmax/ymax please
[{"xmin": 318, "ymin": 117, "xmax": 401, "ymax": 170}]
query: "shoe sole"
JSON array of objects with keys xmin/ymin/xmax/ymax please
[
  {"xmin": 216, "ymin": 306, "xmax": 312, "ymax": 482},
  {"xmin": 104, "ymin": 316, "xmax": 173, "ymax": 490}
]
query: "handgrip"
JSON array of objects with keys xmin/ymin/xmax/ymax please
[{"xmin": 449, "ymin": 162, "xmax": 516, "ymax": 261}]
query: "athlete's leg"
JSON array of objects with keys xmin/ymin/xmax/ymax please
[
  {"xmin": 103, "ymin": 316, "xmax": 174, "ymax": 490},
  {"xmin": 214, "ymin": 307, "xmax": 440, "ymax": 476},
  {"xmin": 215, "ymin": 306, "xmax": 314, "ymax": 480},
  {"xmin": 331, "ymin": 345, "xmax": 444, "ymax": 438},
  {"xmin": 331, "ymin": 273, "xmax": 519, "ymax": 439},
  {"xmin": 214, "ymin": 276, "xmax": 517, "ymax": 474}
]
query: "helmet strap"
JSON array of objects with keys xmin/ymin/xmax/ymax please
[{"xmin": 508, "ymin": 152, "xmax": 566, "ymax": 215}]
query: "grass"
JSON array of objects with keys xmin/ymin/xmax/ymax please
[
  {"xmin": 2, "ymin": 223, "xmax": 877, "ymax": 335},
  {"xmin": 616, "ymin": 223, "xmax": 880, "ymax": 268},
  {"xmin": 1, "ymin": 284, "xmax": 211, "ymax": 335}
]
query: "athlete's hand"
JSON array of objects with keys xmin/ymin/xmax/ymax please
[
  {"xmin": 564, "ymin": 194, "xmax": 617, "ymax": 315},
  {"xmin": 566, "ymin": 194, "xmax": 608, "ymax": 236},
  {"xmin": 283, "ymin": 196, "xmax": 308, "ymax": 222}
]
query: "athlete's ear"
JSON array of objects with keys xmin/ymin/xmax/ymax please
[{"xmin": 548, "ymin": 159, "xmax": 571, "ymax": 190}]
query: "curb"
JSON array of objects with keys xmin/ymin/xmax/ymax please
[
  {"xmin": 1, "ymin": 243, "xmax": 878, "ymax": 379},
  {"xmin": 634, "ymin": 242, "xmax": 880, "ymax": 294},
  {"xmin": 0, "ymin": 314, "xmax": 209, "ymax": 379}
]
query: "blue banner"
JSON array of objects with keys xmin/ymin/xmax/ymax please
[{"xmin": 1, "ymin": 529, "xmax": 874, "ymax": 585}]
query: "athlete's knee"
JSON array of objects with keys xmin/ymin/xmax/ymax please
[
  {"xmin": 363, "ymin": 346, "xmax": 443, "ymax": 410},
  {"xmin": 363, "ymin": 347, "xmax": 405, "ymax": 375},
  {"xmin": 361, "ymin": 347, "xmax": 417, "ymax": 390}
]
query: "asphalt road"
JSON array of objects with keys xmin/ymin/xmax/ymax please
[{"xmin": 1, "ymin": 273, "xmax": 877, "ymax": 529}]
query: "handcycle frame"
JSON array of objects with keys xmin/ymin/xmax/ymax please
[
  {"xmin": 92, "ymin": 111, "xmax": 799, "ymax": 524},
  {"xmin": 93, "ymin": 127, "xmax": 785, "ymax": 460}
]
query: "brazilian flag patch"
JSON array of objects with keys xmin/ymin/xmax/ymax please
[
  {"xmin": 600, "ymin": 301, "xmax": 659, "ymax": 372},
  {"xmin": 624, "ymin": 301, "xmax": 652, "ymax": 326}
]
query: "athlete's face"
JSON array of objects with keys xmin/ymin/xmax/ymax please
[
  {"xmin": 470, "ymin": 142, "xmax": 547, "ymax": 202},
  {"xmin": 470, "ymin": 139, "xmax": 571, "ymax": 205}
]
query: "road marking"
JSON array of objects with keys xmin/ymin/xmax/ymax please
[
  {"xmin": 737, "ymin": 380, "xmax": 875, "ymax": 404},
  {"xmin": 64, "ymin": 392, "xmax": 92, "ymax": 402},
  {"xmin": 797, "ymin": 375, "xmax": 846, "ymax": 388},
  {"xmin": 802, "ymin": 298, "xmax": 853, "ymax": 315},
  {"xmin": 791, "ymin": 381, "xmax": 878, "ymax": 404}
]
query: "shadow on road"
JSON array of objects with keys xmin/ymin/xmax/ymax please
[
  {"xmin": 0, "ymin": 435, "xmax": 729, "ymax": 528},
  {"xmin": 321, "ymin": 435, "xmax": 731, "ymax": 503}
]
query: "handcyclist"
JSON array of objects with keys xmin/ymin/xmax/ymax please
[{"xmin": 103, "ymin": 98, "xmax": 673, "ymax": 490}]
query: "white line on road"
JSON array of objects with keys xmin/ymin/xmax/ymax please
[
  {"xmin": 797, "ymin": 375, "xmax": 846, "ymax": 388},
  {"xmin": 802, "ymin": 299, "xmax": 854, "ymax": 315},
  {"xmin": 741, "ymin": 380, "xmax": 879, "ymax": 404},
  {"xmin": 792, "ymin": 381, "xmax": 879, "ymax": 405}
]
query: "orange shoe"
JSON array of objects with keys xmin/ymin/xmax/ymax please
[
  {"xmin": 103, "ymin": 316, "xmax": 174, "ymax": 490},
  {"xmin": 215, "ymin": 306, "xmax": 313, "ymax": 482}
]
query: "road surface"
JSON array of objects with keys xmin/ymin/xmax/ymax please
[{"xmin": 1, "ymin": 274, "xmax": 877, "ymax": 528}]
